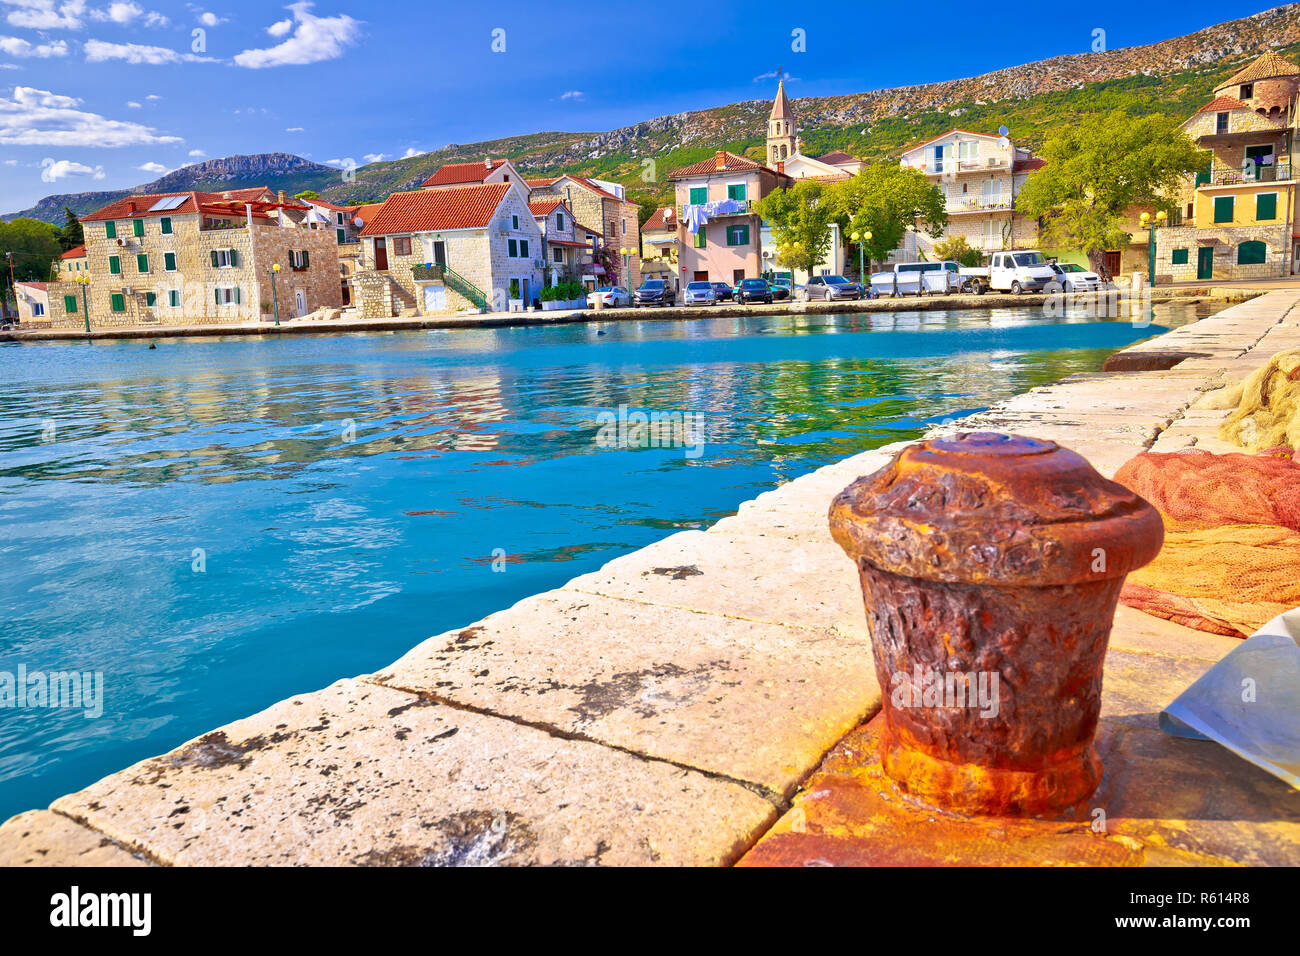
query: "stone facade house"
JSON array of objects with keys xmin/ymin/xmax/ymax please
[
  {"xmin": 421, "ymin": 157, "xmax": 526, "ymax": 192},
  {"xmin": 529, "ymin": 198, "xmax": 595, "ymax": 284},
  {"xmin": 898, "ymin": 129, "xmax": 1043, "ymax": 259},
  {"xmin": 51, "ymin": 244, "xmax": 88, "ymax": 280},
  {"xmin": 1155, "ymin": 51, "xmax": 1300, "ymax": 282},
  {"xmin": 527, "ymin": 175, "xmax": 641, "ymax": 289},
  {"xmin": 75, "ymin": 190, "xmax": 343, "ymax": 328},
  {"xmin": 356, "ymin": 182, "xmax": 544, "ymax": 315},
  {"xmin": 639, "ymin": 207, "xmax": 679, "ymax": 288},
  {"xmin": 670, "ymin": 150, "xmax": 792, "ymax": 285}
]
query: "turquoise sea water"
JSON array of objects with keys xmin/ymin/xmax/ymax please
[{"xmin": 0, "ymin": 303, "xmax": 1214, "ymax": 820}]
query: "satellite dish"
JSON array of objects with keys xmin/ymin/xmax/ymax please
[{"xmin": 998, "ymin": 125, "xmax": 1009, "ymax": 136}]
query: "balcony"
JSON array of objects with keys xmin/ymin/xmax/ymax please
[
  {"xmin": 677, "ymin": 198, "xmax": 753, "ymax": 220},
  {"xmin": 946, "ymin": 198, "xmax": 1013, "ymax": 214},
  {"xmin": 1197, "ymin": 162, "xmax": 1293, "ymax": 187}
]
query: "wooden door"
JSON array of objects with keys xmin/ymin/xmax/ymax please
[
  {"xmin": 375, "ymin": 237, "xmax": 388, "ymax": 271},
  {"xmin": 1197, "ymin": 247, "xmax": 1213, "ymax": 280},
  {"xmin": 1103, "ymin": 251, "xmax": 1121, "ymax": 277}
]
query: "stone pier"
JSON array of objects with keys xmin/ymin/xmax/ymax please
[{"xmin": 3, "ymin": 291, "xmax": 1299, "ymax": 866}]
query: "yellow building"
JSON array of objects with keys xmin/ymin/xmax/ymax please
[{"xmin": 1155, "ymin": 51, "xmax": 1300, "ymax": 281}]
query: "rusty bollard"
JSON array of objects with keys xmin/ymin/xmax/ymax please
[{"xmin": 829, "ymin": 432, "xmax": 1164, "ymax": 816}]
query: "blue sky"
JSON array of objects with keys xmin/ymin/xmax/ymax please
[{"xmin": 0, "ymin": 0, "xmax": 1286, "ymax": 211}]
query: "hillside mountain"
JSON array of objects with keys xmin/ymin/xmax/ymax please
[
  {"xmin": 9, "ymin": 3, "xmax": 1300, "ymax": 223},
  {"xmin": 6, "ymin": 153, "xmax": 339, "ymax": 223}
]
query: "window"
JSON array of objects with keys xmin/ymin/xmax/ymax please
[
  {"xmin": 689, "ymin": 187, "xmax": 707, "ymax": 205},
  {"xmin": 556, "ymin": 213, "xmax": 564, "ymax": 231},
  {"xmin": 520, "ymin": 239, "xmax": 529, "ymax": 258},
  {"xmin": 104, "ymin": 221, "xmax": 117, "ymax": 239},
  {"xmin": 160, "ymin": 217, "xmax": 172, "ymax": 235},
  {"xmin": 336, "ymin": 228, "xmax": 346, "ymax": 244},
  {"xmin": 32, "ymin": 302, "xmax": 44, "ymax": 316},
  {"xmin": 1237, "ymin": 240, "xmax": 1267, "ymax": 265},
  {"xmin": 508, "ymin": 238, "xmax": 518, "ymax": 257},
  {"xmin": 957, "ymin": 140, "xmax": 978, "ymax": 161},
  {"xmin": 726, "ymin": 182, "xmax": 747, "ymax": 202},
  {"xmin": 108, "ymin": 255, "xmax": 121, "ymax": 275},
  {"xmin": 694, "ymin": 228, "xmax": 706, "ymax": 249},
  {"xmin": 169, "ymin": 290, "xmax": 180, "ymax": 307},
  {"xmin": 726, "ymin": 224, "xmax": 750, "ymax": 246},
  {"xmin": 553, "ymin": 248, "xmax": 563, "ymax": 262},
  {"xmin": 110, "ymin": 293, "xmax": 125, "ymax": 312},
  {"xmin": 336, "ymin": 212, "xmax": 345, "ymax": 225},
  {"xmin": 392, "ymin": 237, "xmax": 411, "ymax": 256},
  {"xmin": 289, "ymin": 249, "xmax": 311, "ymax": 270},
  {"xmin": 609, "ymin": 220, "xmax": 615, "ymax": 237},
  {"xmin": 511, "ymin": 215, "xmax": 519, "ymax": 230},
  {"xmin": 1256, "ymin": 193, "xmax": 1278, "ymax": 221},
  {"xmin": 1241, "ymin": 83, "xmax": 1253, "ymax": 99},
  {"xmin": 210, "ymin": 249, "xmax": 238, "ymax": 267},
  {"xmin": 214, "ymin": 286, "xmax": 241, "ymax": 305},
  {"xmin": 164, "ymin": 252, "xmax": 177, "ymax": 271},
  {"xmin": 1213, "ymin": 196, "xmax": 1235, "ymax": 223},
  {"xmin": 1216, "ymin": 112, "xmax": 1229, "ymax": 134},
  {"xmin": 621, "ymin": 219, "xmax": 627, "ymax": 235},
  {"xmin": 136, "ymin": 253, "xmax": 149, "ymax": 273},
  {"xmin": 132, "ymin": 219, "xmax": 144, "ymax": 237},
  {"xmin": 145, "ymin": 291, "xmax": 157, "ymax": 307},
  {"xmin": 1171, "ymin": 248, "xmax": 1189, "ymax": 265},
  {"xmin": 64, "ymin": 295, "xmax": 77, "ymax": 313}
]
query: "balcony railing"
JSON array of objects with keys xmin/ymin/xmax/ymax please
[
  {"xmin": 677, "ymin": 199, "xmax": 753, "ymax": 219},
  {"xmin": 1198, "ymin": 162, "xmax": 1293, "ymax": 187},
  {"xmin": 946, "ymin": 198, "xmax": 1013, "ymax": 214}
]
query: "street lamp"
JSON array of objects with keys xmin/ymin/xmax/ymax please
[
  {"xmin": 619, "ymin": 247, "xmax": 632, "ymax": 291},
  {"xmin": 851, "ymin": 230, "xmax": 872, "ymax": 283},
  {"xmin": 270, "ymin": 263, "xmax": 281, "ymax": 325},
  {"xmin": 73, "ymin": 273, "xmax": 91, "ymax": 335},
  {"xmin": 1139, "ymin": 211, "xmax": 1167, "ymax": 286}
]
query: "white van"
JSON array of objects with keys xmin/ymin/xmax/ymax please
[{"xmin": 960, "ymin": 250, "xmax": 1057, "ymax": 294}]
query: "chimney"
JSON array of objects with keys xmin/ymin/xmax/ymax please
[
  {"xmin": 715, "ymin": 150, "xmax": 727, "ymax": 171},
  {"xmin": 126, "ymin": 200, "xmax": 136, "ymax": 215},
  {"xmin": 776, "ymin": 161, "xmax": 785, "ymax": 175},
  {"xmin": 485, "ymin": 156, "xmax": 493, "ymax": 170},
  {"xmin": 222, "ymin": 191, "xmax": 232, "ymax": 200},
  {"xmin": 278, "ymin": 189, "xmax": 286, "ymax": 204}
]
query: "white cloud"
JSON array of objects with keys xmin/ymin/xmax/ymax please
[
  {"xmin": 284, "ymin": 125, "xmax": 303, "ymax": 131},
  {"xmin": 195, "ymin": 9, "xmax": 223, "ymax": 27},
  {"xmin": 125, "ymin": 99, "xmax": 140, "ymax": 107},
  {"xmin": 143, "ymin": 9, "xmax": 165, "ymax": 26},
  {"xmin": 401, "ymin": 146, "xmax": 422, "ymax": 158},
  {"xmin": 0, "ymin": 85, "xmax": 182, "ymax": 146},
  {"xmin": 266, "ymin": 17, "xmax": 290, "ymax": 36},
  {"xmin": 324, "ymin": 156, "xmax": 355, "ymax": 168},
  {"xmin": 234, "ymin": 2, "xmax": 360, "ymax": 69},
  {"xmin": 89, "ymin": 1, "xmax": 141, "ymax": 23},
  {"xmin": 137, "ymin": 160, "xmax": 166, "ymax": 173},
  {"xmin": 3, "ymin": 0, "xmax": 86, "ymax": 31},
  {"xmin": 84, "ymin": 38, "xmax": 214, "ymax": 63},
  {"xmin": 361, "ymin": 151, "xmax": 384, "ymax": 163},
  {"xmin": 40, "ymin": 156, "xmax": 105, "ymax": 182},
  {"xmin": 145, "ymin": 92, "xmax": 160, "ymax": 99},
  {"xmin": 187, "ymin": 147, "xmax": 204, "ymax": 157},
  {"xmin": 559, "ymin": 90, "xmax": 583, "ymax": 100},
  {"xmin": 0, "ymin": 34, "xmax": 68, "ymax": 56}
]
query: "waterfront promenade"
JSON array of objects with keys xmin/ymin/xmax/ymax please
[{"xmin": 2, "ymin": 291, "xmax": 1299, "ymax": 866}]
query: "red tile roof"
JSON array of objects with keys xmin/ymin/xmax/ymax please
[
  {"xmin": 816, "ymin": 150, "xmax": 857, "ymax": 165},
  {"xmin": 304, "ymin": 197, "xmax": 359, "ymax": 213},
  {"xmin": 526, "ymin": 177, "xmax": 560, "ymax": 187},
  {"xmin": 60, "ymin": 244, "xmax": 86, "ymax": 259},
  {"xmin": 529, "ymin": 175, "xmax": 630, "ymax": 205},
  {"xmin": 669, "ymin": 151, "xmax": 769, "ymax": 179},
  {"xmin": 359, "ymin": 183, "xmax": 512, "ymax": 236},
  {"xmin": 528, "ymin": 198, "xmax": 565, "ymax": 216},
  {"xmin": 1198, "ymin": 95, "xmax": 1248, "ymax": 112},
  {"xmin": 1013, "ymin": 157, "xmax": 1047, "ymax": 173},
  {"xmin": 1225, "ymin": 50, "xmax": 1300, "ymax": 87},
  {"xmin": 81, "ymin": 190, "xmax": 287, "ymax": 222},
  {"xmin": 901, "ymin": 129, "xmax": 1002, "ymax": 153},
  {"xmin": 16, "ymin": 281, "xmax": 50, "ymax": 290},
  {"xmin": 421, "ymin": 159, "xmax": 508, "ymax": 187},
  {"xmin": 641, "ymin": 207, "xmax": 676, "ymax": 232}
]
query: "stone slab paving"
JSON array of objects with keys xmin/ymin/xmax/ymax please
[{"xmin": 6, "ymin": 290, "xmax": 1300, "ymax": 866}]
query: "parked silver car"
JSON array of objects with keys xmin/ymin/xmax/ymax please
[{"xmin": 683, "ymin": 281, "xmax": 717, "ymax": 306}]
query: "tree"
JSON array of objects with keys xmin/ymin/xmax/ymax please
[
  {"xmin": 756, "ymin": 179, "xmax": 834, "ymax": 277},
  {"xmin": 294, "ymin": 190, "xmax": 320, "ymax": 201},
  {"xmin": 932, "ymin": 234, "xmax": 984, "ymax": 267},
  {"xmin": 1014, "ymin": 110, "xmax": 1206, "ymax": 276},
  {"xmin": 0, "ymin": 217, "xmax": 61, "ymax": 315},
  {"xmin": 830, "ymin": 162, "xmax": 947, "ymax": 271},
  {"xmin": 58, "ymin": 206, "xmax": 84, "ymax": 252}
]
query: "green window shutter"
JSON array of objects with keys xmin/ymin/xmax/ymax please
[
  {"xmin": 1256, "ymin": 193, "xmax": 1278, "ymax": 221},
  {"xmin": 164, "ymin": 252, "xmax": 176, "ymax": 271},
  {"xmin": 137, "ymin": 253, "xmax": 149, "ymax": 273},
  {"xmin": 161, "ymin": 217, "xmax": 172, "ymax": 235},
  {"xmin": 1237, "ymin": 240, "xmax": 1267, "ymax": 265},
  {"xmin": 169, "ymin": 290, "xmax": 179, "ymax": 307},
  {"xmin": 1213, "ymin": 196, "xmax": 1234, "ymax": 223},
  {"xmin": 694, "ymin": 229, "xmax": 706, "ymax": 249},
  {"xmin": 689, "ymin": 187, "xmax": 707, "ymax": 205},
  {"xmin": 110, "ymin": 293, "xmax": 124, "ymax": 312},
  {"xmin": 301, "ymin": 250, "xmax": 309, "ymax": 268},
  {"xmin": 520, "ymin": 240, "xmax": 528, "ymax": 258},
  {"xmin": 229, "ymin": 248, "xmax": 239, "ymax": 267},
  {"xmin": 233, "ymin": 286, "xmax": 241, "ymax": 304},
  {"xmin": 210, "ymin": 250, "xmax": 219, "ymax": 268},
  {"xmin": 132, "ymin": 219, "xmax": 144, "ymax": 237},
  {"xmin": 215, "ymin": 288, "xmax": 221, "ymax": 305},
  {"xmin": 727, "ymin": 183, "xmax": 747, "ymax": 201},
  {"xmin": 1171, "ymin": 248, "xmax": 1189, "ymax": 265},
  {"xmin": 108, "ymin": 255, "xmax": 121, "ymax": 275},
  {"xmin": 145, "ymin": 291, "xmax": 156, "ymax": 307},
  {"xmin": 64, "ymin": 295, "xmax": 77, "ymax": 313},
  {"xmin": 336, "ymin": 228, "xmax": 345, "ymax": 244},
  {"xmin": 105, "ymin": 221, "xmax": 116, "ymax": 239},
  {"xmin": 508, "ymin": 239, "xmax": 517, "ymax": 257}
]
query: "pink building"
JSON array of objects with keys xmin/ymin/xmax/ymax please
[{"xmin": 670, "ymin": 150, "xmax": 792, "ymax": 285}]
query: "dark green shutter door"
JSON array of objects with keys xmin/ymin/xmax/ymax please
[
  {"xmin": 65, "ymin": 295, "xmax": 77, "ymax": 313},
  {"xmin": 1213, "ymin": 196, "xmax": 1234, "ymax": 223},
  {"xmin": 1256, "ymin": 193, "xmax": 1278, "ymax": 220},
  {"xmin": 229, "ymin": 249, "xmax": 238, "ymax": 267},
  {"xmin": 233, "ymin": 286, "xmax": 241, "ymax": 304},
  {"xmin": 105, "ymin": 222, "xmax": 116, "ymax": 239},
  {"xmin": 210, "ymin": 250, "xmax": 219, "ymax": 267},
  {"xmin": 1171, "ymin": 248, "xmax": 1189, "ymax": 265},
  {"xmin": 133, "ymin": 219, "xmax": 144, "ymax": 237},
  {"xmin": 301, "ymin": 250, "xmax": 309, "ymax": 268}
]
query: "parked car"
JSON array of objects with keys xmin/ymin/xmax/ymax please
[
  {"xmin": 1046, "ymin": 262, "xmax": 1105, "ymax": 293},
  {"xmin": 800, "ymin": 275, "xmax": 863, "ymax": 301},
  {"xmin": 632, "ymin": 279, "xmax": 673, "ymax": 307},
  {"xmin": 710, "ymin": 282, "xmax": 733, "ymax": 302},
  {"xmin": 683, "ymin": 281, "xmax": 717, "ymax": 306},
  {"xmin": 587, "ymin": 286, "xmax": 629, "ymax": 308},
  {"xmin": 733, "ymin": 278, "xmax": 774, "ymax": 304},
  {"xmin": 770, "ymin": 278, "xmax": 793, "ymax": 301},
  {"xmin": 960, "ymin": 250, "xmax": 1056, "ymax": 295},
  {"xmin": 871, "ymin": 261, "xmax": 961, "ymax": 297}
]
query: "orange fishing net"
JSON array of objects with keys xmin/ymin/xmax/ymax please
[{"xmin": 1114, "ymin": 449, "xmax": 1300, "ymax": 637}]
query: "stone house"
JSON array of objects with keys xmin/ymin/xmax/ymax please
[
  {"xmin": 898, "ymin": 129, "xmax": 1043, "ymax": 260},
  {"xmin": 1155, "ymin": 51, "xmax": 1300, "ymax": 282},
  {"xmin": 639, "ymin": 207, "xmax": 679, "ymax": 288},
  {"xmin": 12, "ymin": 281, "xmax": 53, "ymax": 325},
  {"xmin": 51, "ymin": 244, "xmax": 88, "ymax": 281},
  {"xmin": 527, "ymin": 175, "xmax": 641, "ymax": 289},
  {"xmin": 301, "ymin": 197, "xmax": 362, "ymax": 245},
  {"xmin": 356, "ymin": 182, "xmax": 544, "ymax": 315},
  {"xmin": 75, "ymin": 190, "xmax": 343, "ymax": 327},
  {"xmin": 669, "ymin": 150, "xmax": 793, "ymax": 285},
  {"xmin": 529, "ymin": 198, "xmax": 596, "ymax": 284},
  {"xmin": 421, "ymin": 157, "xmax": 526, "ymax": 192}
]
